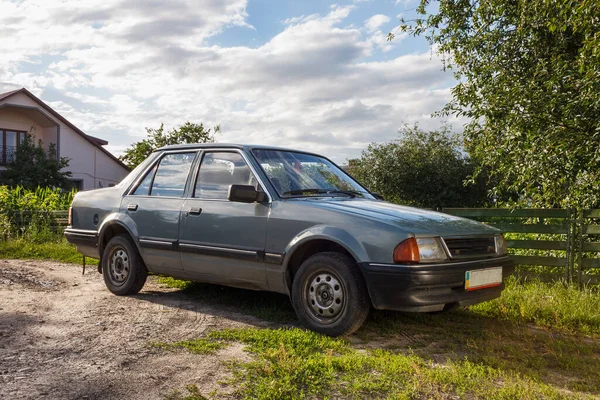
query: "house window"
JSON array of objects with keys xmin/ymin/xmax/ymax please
[
  {"xmin": 66, "ymin": 179, "xmax": 84, "ymax": 191},
  {"xmin": 0, "ymin": 130, "xmax": 27, "ymax": 165}
]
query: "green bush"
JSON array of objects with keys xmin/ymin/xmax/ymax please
[{"xmin": 348, "ymin": 125, "xmax": 491, "ymax": 208}]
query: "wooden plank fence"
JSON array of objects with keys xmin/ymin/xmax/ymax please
[
  {"xmin": 578, "ymin": 209, "xmax": 600, "ymax": 284},
  {"xmin": 441, "ymin": 208, "xmax": 600, "ymax": 285}
]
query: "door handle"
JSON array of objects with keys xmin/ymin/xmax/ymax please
[
  {"xmin": 188, "ymin": 207, "xmax": 202, "ymax": 216},
  {"xmin": 127, "ymin": 204, "xmax": 138, "ymax": 211}
]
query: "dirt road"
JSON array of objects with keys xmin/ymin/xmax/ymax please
[{"xmin": 0, "ymin": 259, "xmax": 262, "ymax": 399}]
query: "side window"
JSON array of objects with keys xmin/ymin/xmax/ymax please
[
  {"xmin": 132, "ymin": 164, "xmax": 157, "ymax": 196},
  {"xmin": 150, "ymin": 152, "xmax": 196, "ymax": 197},
  {"xmin": 195, "ymin": 152, "xmax": 258, "ymax": 199}
]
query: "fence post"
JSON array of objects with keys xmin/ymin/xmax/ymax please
[
  {"xmin": 577, "ymin": 209, "xmax": 584, "ymax": 288},
  {"xmin": 571, "ymin": 208, "xmax": 577, "ymax": 284},
  {"xmin": 566, "ymin": 208, "xmax": 572, "ymax": 282}
]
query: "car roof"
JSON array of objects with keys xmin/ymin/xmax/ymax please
[{"xmin": 155, "ymin": 143, "xmax": 323, "ymax": 157}]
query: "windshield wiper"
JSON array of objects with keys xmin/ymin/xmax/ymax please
[
  {"xmin": 282, "ymin": 189, "xmax": 358, "ymax": 198},
  {"xmin": 326, "ymin": 190, "xmax": 364, "ymax": 198}
]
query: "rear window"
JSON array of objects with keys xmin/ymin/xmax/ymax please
[{"xmin": 131, "ymin": 152, "xmax": 196, "ymax": 197}]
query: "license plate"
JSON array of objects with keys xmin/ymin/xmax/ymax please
[{"xmin": 465, "ymin": 267, "xmax": 502, "ymax": 291}]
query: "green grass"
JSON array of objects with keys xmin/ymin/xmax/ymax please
[
  {"xmin": 152, "ymin": 338, "xmax": 227, "ymax": 355},
  {"xmin": 0, "ymin": 237, "xmax": 98, "ymax": 265},
  {"xmin": 469, "ymin": 276, "xmax": 600, "ymax": 335},
  {"xmin": 164, "ymin": 384, "xmax": 211, "ymax": 400},
  {"xmin": 159, "ymin": 327, "xmax": 587, "ymax": 399},
  {"xmin": 359, "ymin": 309, "xmax": 600, "ymax": 394}
]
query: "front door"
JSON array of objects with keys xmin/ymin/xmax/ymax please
[
  {"xmin": 122, "ymin": 151, "xmax": 197, "ymax": 272},
  {"xmin": 179, "ymin": 151, "xmax": 269, "ymax": 289}
]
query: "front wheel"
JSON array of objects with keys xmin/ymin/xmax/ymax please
[
  {"xmin": 102, "ymin": 234, "xmax": 147, "ymax": 296},
  {"xmin": 291, "ymin": 252, "xmax": 370, "ymax": 336}
]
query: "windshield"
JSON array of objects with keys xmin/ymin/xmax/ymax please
[{"xmin": 252, "ymin": 149, "xmax": 372, "ymax": 199}]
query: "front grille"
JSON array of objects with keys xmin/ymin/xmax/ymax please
[{"xmin": 442, "ymin": 236, "xmax": 496, "ymax": 259}]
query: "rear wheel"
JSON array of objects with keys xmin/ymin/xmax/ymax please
[
  {"xmin": 291, "ymin": 252, "xmax": 370, "ymax": 336},
  {"xmin": 102, "ymin": 235, "xmax": 147, "ymax": 295}
]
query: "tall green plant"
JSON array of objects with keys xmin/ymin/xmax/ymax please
[
  {"xmin": 0, "ymin": 186, "xmax": 75, "ymax": 212},
  {"xmin": 392, "ymin": 0, "xmax": 600, "ymax": 208},
  {"xmin": 0, "ymin": 185, "xmax": 75, "ymax": 240}
]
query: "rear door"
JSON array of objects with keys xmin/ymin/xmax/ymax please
[
  {"xmin": 178, "ymin": 150, "xmax": 270, "ymax": 289},
  {"xmin": 122, "ymin": 151, "xmax": 197, "ymax": 272}
]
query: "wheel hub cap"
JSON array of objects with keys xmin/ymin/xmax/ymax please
[
  {"xmin": 109, "ymin": 248, "xmax": 130, "ymax": 283},
  {"xmin": 307, "ymin": 273, "xmax": 344, "ymax": 319}
]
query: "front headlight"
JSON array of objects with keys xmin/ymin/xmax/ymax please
[
  {"xmin": 494, "ymin": 234, "xmax": 507, "ymax": 255},
  {"xmin": 416, "ymin": 237, "xmax": 448, "ymax": 262},
  {"xmin": 393, "ymin": 237, "xmax": 448, "ymax": 263}
]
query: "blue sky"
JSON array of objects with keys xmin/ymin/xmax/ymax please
[
  {"xmin": 209, "ymin": 0, "xmax": 429, "ymax": 56},
  {"xmin": 0, "ymin": 0, "xmax": 457, "ymax": 163}
]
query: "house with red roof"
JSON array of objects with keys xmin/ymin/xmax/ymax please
[{"xmin": 0, "ymin": 88, "xmax": 129, "ymax": 190}]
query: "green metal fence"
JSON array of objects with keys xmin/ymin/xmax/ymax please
[{"xmin": 441, "ymin": 208, "xmax": 600, "ymax": 285}]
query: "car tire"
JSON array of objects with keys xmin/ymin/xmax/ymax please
[
  {"xmin": 102, "ymin": 234, "xmax": 147, "ymax": 296},
  {"xmin": 291, "ymin": 251, "xmax": 370, "ymax": 336}
]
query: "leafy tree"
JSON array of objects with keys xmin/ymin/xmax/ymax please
[
  {"xmin": 120, "ymin": 122, "xmax": 220, "ymax": 168},
  {"xmin": 0, "ymin": 135, "xmax": 71, "ymax": 190},
  {"xmin": 391, "ymin": 0, "xmax": 600, "ymax": 208},
  {"xmin": 348, "ymin": 125, "xmax": 489, "ymax": 208}
]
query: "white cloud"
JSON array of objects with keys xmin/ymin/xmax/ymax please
[
  {"xmin": 0, "ymin": 0, "xmax": 457, "ymax": 163},
  {"xmin": 364, "ymin": 14, "xmax": 391, "ymax": 33},
  {"xmin": 395, "ymin": 0, "xmax": 417, "ymax": 6},
  {"xmin": 282, "ymin": 14, "xmax": 320, "ymax": 25}
]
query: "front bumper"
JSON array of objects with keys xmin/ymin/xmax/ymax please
[{"xmin": 359, "ymin": 256, "xmax": 515, "ymax": 312}]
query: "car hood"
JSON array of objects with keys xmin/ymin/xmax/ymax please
[{"xmin": 299, "ymin": 198, "xmax": 499, "ymax": 236}]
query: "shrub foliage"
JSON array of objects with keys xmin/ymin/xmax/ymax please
[
  {"xmin": 0, "ymin": 135, "xmax": 72, "ymax": 190},
  {"xmin": 348, "ymin": 125, "xmax": 490, "ymax": 208}
]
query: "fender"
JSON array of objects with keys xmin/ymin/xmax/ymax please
[
  {"xmin": 97, "ymin": 213, "xmax": 142, "ymax": 256},
  {"xmin": 278, "ymin": 225, "xmax": 369, "ymax": 291}
]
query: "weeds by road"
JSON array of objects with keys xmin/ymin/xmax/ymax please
[
  {"xmin": 156, "ymin": 276, "xmax": 600, "ymax": 399},
  {"xmin": 0, "ymin": 238, "xmax": 97, "ymax": 265},
  {"xmin": 160, "ymin": 326, "xmax": 594, "ymax": 399},
  {"xmin": 470, "ymin": 277, "xmax": 600, "ymax": 335}
]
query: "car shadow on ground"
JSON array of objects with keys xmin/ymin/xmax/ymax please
[
  {"xmin": 133, "ymin": 279, "xmax": 600, "ymax": 394},
  {"xmin": 133, "ymin": 280, "xmax": 298, "ymax": 327}
]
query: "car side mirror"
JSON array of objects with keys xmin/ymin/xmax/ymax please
[
  {"xmin": 228, "ymin": 184, "xmax": 266, "ymax": 203},
  {"xmin": 372, "ymin": 193, "xmax": 384, "ymax": 201}
]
